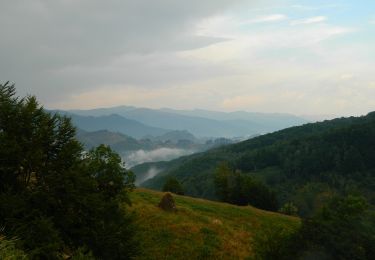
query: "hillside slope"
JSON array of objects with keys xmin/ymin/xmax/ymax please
[
  {"xmin": 76, "ymin": 129, "xmax": 142, "ymax": 150},
  {"xmin": 130, "ymin": 189, "xmax": 299, "ymax": 260},
  {"xmin": 138, "ymin": 112, "xmax": 375, "ymax": 215}
]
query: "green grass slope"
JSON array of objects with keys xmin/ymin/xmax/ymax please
[{"xmin": 130, "ymin": 188, "xmax": 299, "ymax": 260}]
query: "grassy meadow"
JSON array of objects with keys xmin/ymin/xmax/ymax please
[{"xmin": 130, "ymin": 189, "xmax": 300, "ymax": 259}]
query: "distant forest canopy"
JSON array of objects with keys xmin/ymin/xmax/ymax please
[{"xmin": 140, "ymin": 111, "xmax": 375, "ymax": 216}]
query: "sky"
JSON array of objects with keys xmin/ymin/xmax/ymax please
[{"xmin": 1, "ymin": 0, "xmax": 375, "ymax": 116}]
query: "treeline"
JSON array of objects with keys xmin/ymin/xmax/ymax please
[{"xmin": 0, "ymin": 83, "xmax": 137, "ymax": 259}]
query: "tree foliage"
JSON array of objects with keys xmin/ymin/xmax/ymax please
[
  {"xmin": 298, "ymin": 195, "xmax": 375, "ymax": 259},
  {"xmin": 162, "ymin": 177, "xmax": 184, "ymax": 195},
  {"xmin": 214, "ymin": 162, "xmax": 278, "ymax": 211},
  {"xmin": 254, "ymin": 195, "xmax": 375, "ymax": 260},
  {"xmin": 0, "ymin": 82, "xmax": 138, "ymax": 259}
]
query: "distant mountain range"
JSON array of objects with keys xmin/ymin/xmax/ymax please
[
  {"xmin": 67, "ymin": 106, "xmax": 308, "ymax": 138},
  {"xmin": 49, "ymin": 107, "xmax": 308, "ymax": 168},
  {"xmin": 53, "ymin": 111, "xmax": 171, "ymax": 139}
]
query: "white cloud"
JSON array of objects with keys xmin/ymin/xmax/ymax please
[
  {"xmin": 126, "ymin": 148, "xmax": 194, "ymax": 167},
  {"xmin": 193, "ymin": 14, "xmax": 288, "ymax": 40},
  {"xmin": 245, "ymin": 14, "xmax": 287, "ymax": 24},
  {"xmin": 183, "ymin": 20, "xmax": 353, "ymax": 63},
  {"xmin": 290, "ymin": 16, "xmax": 327, "ymax": 26}
]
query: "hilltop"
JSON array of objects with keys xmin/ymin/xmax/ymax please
[{"xmin": 130, "ymin": 188, "xmax": 299, "ymax": 259}]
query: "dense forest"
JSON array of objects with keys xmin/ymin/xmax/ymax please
[{"xmin": 140, "ymin": 111, "xmax": 375, "ymax": 216}]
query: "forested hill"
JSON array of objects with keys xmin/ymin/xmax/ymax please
[{"xmin": 139, "ymin": 112, "xmax": 375, "ymax": 215}]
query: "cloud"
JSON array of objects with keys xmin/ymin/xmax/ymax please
[
  {"xmin": 1, "ymin": 0, "xmax": 374, "ymax": 117},
  {"xmin": 183, "ymin": 21, "xmax": 353, "ymax": 63},
  {"xmin": 340, "ymin": 74, "xmax": 355, "ymax": 80},
  {"xmin": 290, "ymin": 16, "xmax": 327, "ymax": 26},
  {"xmin": 0, "ymin": 0, "xmax": 243, "ymax": 101},
  {"xmin": 134, "ymin": 167, "xmax": 162, "ymax": 185},
  {"xmin": 245, "ymin": 14, "xmax": 287, "ymax": 24},
  {"xmin": 125, "ymin": 148, "xmax": 194, "ymax": 167}
]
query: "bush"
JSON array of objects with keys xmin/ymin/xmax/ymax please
[{"xmin": 252, "ymin": 225, "xmax": 299, "ymax": 260}]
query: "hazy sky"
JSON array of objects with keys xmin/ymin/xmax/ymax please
[{"xmin": 1, "ymin": 0, "xmax": 375, "ymax": 116}]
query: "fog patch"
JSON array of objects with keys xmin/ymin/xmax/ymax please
[
  {"xmin": 125, "ymin": 148, "xmax": 194, "ymax": 168},
  {"xmin": 135, "ymin": 167, "xmax": 162, "ymax": 185}
]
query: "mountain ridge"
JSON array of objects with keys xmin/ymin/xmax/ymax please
[{"xmin": 68, "ymin": 105, "xmax": 308, "ymax": 137}]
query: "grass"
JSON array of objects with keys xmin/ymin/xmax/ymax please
[
  {"xmin": 129, "ymin": 188, "xmax": 300, "ymax": 259},
  {"xmin": 0, "ymin": 236, "xmax": 28, "ymax": 260}
]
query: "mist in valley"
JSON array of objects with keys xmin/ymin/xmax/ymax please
[{"xmin": 124, "ymin": 147, "xmax": 195, "ymax": 168}]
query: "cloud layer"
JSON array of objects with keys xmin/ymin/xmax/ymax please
[{"xmin": 1, "ymin": 0, "xmax": 375, "ymax": 116}]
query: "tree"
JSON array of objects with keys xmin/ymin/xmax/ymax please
[
  {"xmin": 162, "ymin": 177, "xmax": 184, "ymax": 195},
  {"xmin": 254, "ymin": 196, "xmax": 375, "ymax": 260},
  {"xmin": 299, "ymin": 195, "xmax": 375, "ymax": 259},
  {"xmin": 213, "ymin": 162, "xmax": 232, "ymax": 202},
  {"xmin": 84, "ymin": 144, "xmax": 135, "ymax": 199},
  {"xmin": 214, "ymin": 162, "xmax": 278, "ymax": 211},
  {"xmin": 0, "ymin": 82, "xmax": 138, "ymax": 258}
]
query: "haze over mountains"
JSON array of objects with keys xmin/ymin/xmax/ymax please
[
  {"xmin": 76, "ymin": 128, "xmax": 201, "ymax": 168},
  {"xmin": 52, "ymin": 106, "xmax": 308, "ymax": 168},
  {"xmin": 67, "ymin": 105, "xmax": 308, "ymax": 138},
  {"xmin": 61, "ymin": 113, "xmax": 170, "ymax": 139}
]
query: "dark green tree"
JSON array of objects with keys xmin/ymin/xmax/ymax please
[
  {"xmin": 299, "ymin": 195, "xmax": 375, "ymax": 259},
  {"xmin": 0, "ymin": 82, "xmax": 138, "ymax": 259},
  {"xmin": 213, "ymin": 162, "xmax": 232, "ymax": 202},
  {"xmin": 162, "ymin": 177, "xmax": 184, "ymax": 195},
  {"xmin": 214, "ymin": 162, "xmax": 278, "ymax": 211}
]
